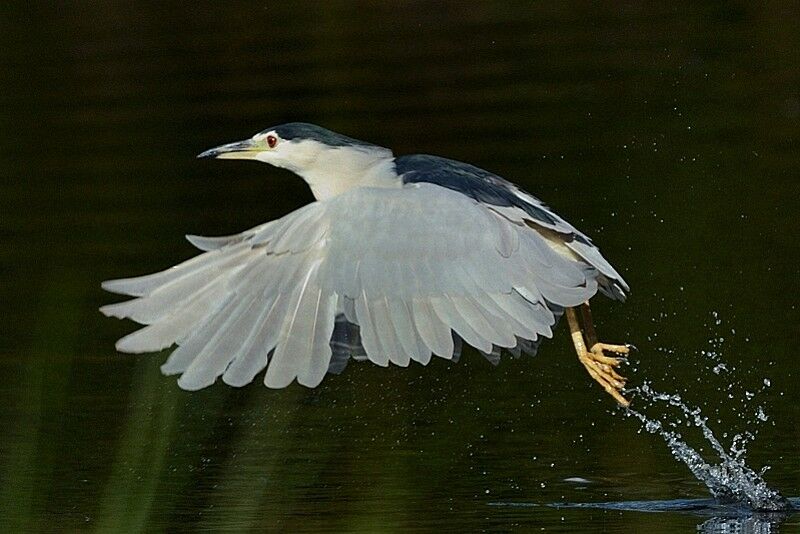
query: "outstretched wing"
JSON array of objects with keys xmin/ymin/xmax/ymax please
[
  {"xmin": 101, "ymin": 184, "xmax": 600, "ymax": 391},
  {"xmin": 397, "ymin": 154, "xmax": 629, "ymax": 299}
]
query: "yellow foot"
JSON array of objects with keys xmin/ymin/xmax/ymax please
[{"xmin": 580, "ymin": 343, "xmax": 631, "ymax": 406}]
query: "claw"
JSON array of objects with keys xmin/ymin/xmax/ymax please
[
  {"xmin": 591, "ymin": 342, "xmax": 630, "ymax": 356},
  {"xmin": 581, "ymin": 341, "xmax": 632, "ymax": 406},
  {"xmin": 587, "ymin": 350, "xmax": 626, "ymax": 367},
  {"xmin": 580, "ymin": 355, "xmax": 630, "ymax": 407},
  {"xmin": 565, "ymin": 306, "xmax": 633, "ymax": 406}
]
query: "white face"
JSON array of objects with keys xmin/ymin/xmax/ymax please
[
  {"xmin": 204, "ymin": 130, "xmax": 321, "ymax": 173},
  {"xmin": 249, "ymin": 130, "xmax": 321, "ymax": 172}
]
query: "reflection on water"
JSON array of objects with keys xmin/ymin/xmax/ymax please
[
  {"xmin": 698, "ymin": 515, "xmax": 791, "ymax": 534},
  {"xmin": 2, "ymin": 1, "xmax": 800, "ymax": 531}
]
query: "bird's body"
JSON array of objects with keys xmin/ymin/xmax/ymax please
[{"xmin": 102, "ymin": 123, "xmax": 632, "ymax": 404}]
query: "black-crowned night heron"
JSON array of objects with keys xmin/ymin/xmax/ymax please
[{"xmin": 101, "ymin": 123, "xmax": 632, "ymax": 405}]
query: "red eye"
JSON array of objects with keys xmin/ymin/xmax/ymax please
[{"xmin": 267, "ymin": 135, "xmax": 277, "ymax": 148}]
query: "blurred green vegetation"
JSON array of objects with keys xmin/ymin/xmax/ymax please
[{"xmin": 0, "ymin": 1, "xmax": 798, "ymax": 531}]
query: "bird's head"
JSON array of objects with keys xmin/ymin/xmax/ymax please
[{"xmin": 198, "ymin": 122, "xmax": 397, "ymax": 200}]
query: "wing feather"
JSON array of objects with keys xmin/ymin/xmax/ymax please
[
  {"xmin": 161, "ymin": 294, "xmax": 239, "ymax": 377},
  {"xmin": 329, "ymin": 315, "xmax": 362, "ymax": 374},
  {"xmin": 452, "ymin": 296, "xmax": 516, "ymax": 348},
  {"xmin": 221, "ymin": 293, "xmax": 283, "ymax": 387},
  {"xmin": 354, "ymin": 292, "xmax": 389, "ymax": 366},
  {"xmin": 411, "ymin": 299, "xmax": 454, "ymax": 359},
  {"xmin": 113, "ymin": 281, "xmax": 231, "ymax": 353},
  {"xmin": 266, "ymin": 260, "xmax": 329, "ymax": 387},
  {"xmin": 100, "ymin": 258, "xmax": 250, "ymax": 324},
  {"xmin": 370, "ymin": 297, "xmax": 409, "ymax": 367},
  {"xmin": 100, "ymin": 245, "xmax": 252, "ymax": 302},
  {"xmin": 102, "ymin": 183, "xmax": 621, "ymax": 390},
  {"xmin": 176, "ymin": 293, "xmax": 261, "ymax": 390},
  {"xmin": 387, "ymin": 299, "xmax": 430, "ymax": 364},
  {"xmin": 430, "ymin": 296, "xmax": 493, "ymax": 354},
  {"xmin": 484, "ymin": 292, "xmax": 541, "ymax": 341}
]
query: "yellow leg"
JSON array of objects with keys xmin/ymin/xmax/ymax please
[{"xmin": 566, "ymin": 305, "xmax": 630, "ymax": 406}]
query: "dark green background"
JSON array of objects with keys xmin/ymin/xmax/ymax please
[{"xmin": 1, "ymin": 1, "xmax": 798, "ymax": 531}]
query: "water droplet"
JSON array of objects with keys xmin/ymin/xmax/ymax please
[{"xmin": 756, "ymin": 406, "xmax": 769, "ymax": 422}]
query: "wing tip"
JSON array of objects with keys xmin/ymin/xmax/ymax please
[
  {"xmin": 598, "ymin": 277, "xmax": 630, "ymax": 302},
  {"xmin": 177, "ymin": 374, "xmax": 214, "ymax": 391},
  {"xmin": 221, "ymin": 374, "xmax": 254, "ymax": 388},
  {"xmin": 116, "ymin": 336, "xmax": 149, "ymax": 354},
  {"xmin": 185, "ymin": 234, "xmax": 215, "ymax": 251},
  {"xmin": 263, "ymin": 367, "xmax": 296, "ymax": 389},
  {"xmin": 100, "ymin": 302, "xmax": 127, "ymax": 319},
  {"xmin": 101, "ymin": 278, "xmax": 138, "ymax": 296},
  {"xmin": 185, "ymin": 233, "xmax": 245, "ymax": 251},
  {"xmin": 160, "ymin": 361, "xmax": 182, "ymax": 376}
]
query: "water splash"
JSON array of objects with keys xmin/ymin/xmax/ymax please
[
  {"xmin": 490, "ymin": 382, "xmax": 796, "ymax": 531},
  {"xmin": 624, "ymin": 383, "xmax": 792, "ymax": 512},
  {"xmin": 493, "ymin": 312, "xmax": 795, "ymax": 530}
]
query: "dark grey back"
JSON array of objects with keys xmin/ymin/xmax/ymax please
[{"xmin": 396, "ymin": 154, "xmax": 592, "ymax": 246}]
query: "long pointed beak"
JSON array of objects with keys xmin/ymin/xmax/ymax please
[{"xmin": 197, "ymin": 139, "xmax": 260, "ymax": 160}]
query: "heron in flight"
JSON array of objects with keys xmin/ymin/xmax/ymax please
[{"xmin": 101, "ymin": 123, "xmax": 632, "ymax": 405}]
